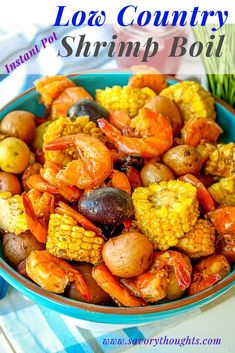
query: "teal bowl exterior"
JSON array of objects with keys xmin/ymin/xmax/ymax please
[{"xmin": 0, "ymin": 72, "xmax": 235, "ymax": 325}]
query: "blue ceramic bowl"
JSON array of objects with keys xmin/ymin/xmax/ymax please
[{"xmin": 0, "ymin": 72, "xmax": 235, "ymax": 326}]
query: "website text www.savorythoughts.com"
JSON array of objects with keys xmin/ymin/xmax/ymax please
[{"xmin": 102, "ymin": 335, "xmax": 222, "ymax": 347}]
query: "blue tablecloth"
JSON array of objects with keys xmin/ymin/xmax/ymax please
[{"xmin": 1, "ymin": 286, "xmax": 193, "ymax": 353}]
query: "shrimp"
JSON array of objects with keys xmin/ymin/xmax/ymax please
[
  {"xmin": 188, "ymin": 254, "xmax": 230, "ymax": 295},
  {"xmin": 92, "ymin": 263, "xmax": 147, "ymax": 307},
  {"xmin": 125, "ymin": 167, "xmax": 142, "ymax": 191},
  {"xmin": 25, "ymin": 165, "xmax": 81, "ymax": 202},
  {"xmin": 50, "ymin": 87, "xmax": 93, "ymax": 120},
  {"xmin": 27, "ymin": 189, "xmax": 54, "ymax": 219},
  {"xmin": 182, "ymin": 117, "xmax": 223, "ymax": 147},
  {"xmin": 98, "ymin": 108, "xmax": 173, "ymax": 159},
  {"xmin": 107, "ymin": 170, "xmax": 132, "ymax": 195},
  {"xmin": 34, "ymin": 75, "xmax": 75, "ymax": 111},
  {"xmin": 26, "ymin": 250, "xmax": 91, "ymax": 300},
  {"xmin": 179, "ymin": 174, "xmax": 215, "ymax": 213},
  {"xmin": 26, "ymin": 174, "xmax": 58, "ymax": 194},
  {"xmin": 206, "ymin": 206, "xmax": 235, "ymax": 236},
  {"xmin": 44, "ymin": 134, "xmax": 113, "ymax": 189},
  {"xmin": 56, "ymin": 201, "xmax": 102, "ymax": 236},
  {"xmin": 128, "ymin": 65, "xmax": 166, "ymax": 94},
  {"xmin": 109, "ymin": 110, "xmax": 131, "ymax": 130},
  {"xmin": 121, "ymin": 250, "xmax": 191, "ymax": 303},
  {"xmin": 41, "ymin": 161, "xmax": 81, "ymax": 202},
  {"xmin": 22, "ymin": 192, "xmax": 54, "ymax": 243},
  {"xmin": 22, "ymin": 163, "xmax": 42, "ymax": 192}
]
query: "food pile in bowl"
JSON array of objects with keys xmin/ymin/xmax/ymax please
[{"xmin": 0, "ymin": 69, "xmax": 234, "ymax": 307}]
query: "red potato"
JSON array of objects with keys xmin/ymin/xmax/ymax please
[
  {"xmin": 0, "ymin": 171, "xmax": 21, "ymax": 195},
  {"xmin": 3, "ymin": 231, "xmax": 45, "ymax": 266},
  {"xmin": 0, "ymin": 110, "xmax": 36, "ymax": 144},
  {"xmin": 102, "ymin": 232, "xmax": 154, "ymax": 278}
]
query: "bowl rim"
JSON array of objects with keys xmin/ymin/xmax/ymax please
[
  {"xmin": 1, "ymin": 71, "xmax": 235, "ymax": 115},
  {"xmin": 0, "ymin": 71, "xmax": 235, "ymax": 316},
  {"xmin": 1, "ymin": 257, "xmax": 234, "ymax": 315}
]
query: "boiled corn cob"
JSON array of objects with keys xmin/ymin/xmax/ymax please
[
  {"xmin": 205, "ymin": 143, "xmax": 235, "ymax": 177},
  {"xmin": 46, "ymin": 213, "xmax": 104, "ymax": 264},
  {"xmin": 34, "ymin": 76, "xmax": 75, "ymax": 110},
  {"xmin": 208, "ymin": 177, "xmax": 235, "ymax": 205},
  {"xmin": 132, "ymin": 181, "xmax": 199, "ymax": 250},
  {"xmin": 176, "ymin": 219, "xmax": 215, "ymax": 259},
  {"xmin": 160, "ymin": 81, "xmax": 216, "ymax": 122},
  {"xmin": 96, "ymin": 86, "xmax": 156, "ymax": 117},
  {"xmin": 0, "ymin": 192, "xmax": 28, "ymax": 235},
  {"xmin": 43, "ymin": 116, "xmax": 104, "ymax": 166}
]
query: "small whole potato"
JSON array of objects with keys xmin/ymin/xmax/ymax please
[
  {"xmin": 0, "ymin": 171, "xmax": 21, "ymax": 194},
  {"xmin": 163, "ymin": 145, "xmax": 202, "ymax": 176},
  {"xmin": 67, "ymin": 263, "xmax": 111, "ymax": 305},
  {"xmin": 3, "ymin": 231, "xmax": 45, "ymax": 266},
  {"xmin": 32, "ymin": 121, "xmax": 51, "ymax": 150},
  {"xmin": 0, "ymin": 110, "xmax": 36, "ymax": 144},
  {"xmin": 102, "ymin": 232, "xmax": 153, "ymax": 278},
  {"xmin": 145, "ymin": 96, "xmax": 183, "ymax": 136},
  {"xmin": 141, "ymin": 162, "xmax": 174, "ymax": 186},
  {"xmin": 0, "ymin": 137, "xmax": 30, "ymax": 174}
]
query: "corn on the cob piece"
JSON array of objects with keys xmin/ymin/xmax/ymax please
[
  {"xmin": 176, "ymin": 219, "xmax": 215, "ymax": 259},
  {"xmin": 208, "ymin": 177, "xmax": 235, "ymax": 205},
  {"xmin": 205, "ymin": 143, "xmax": 235, "ymax": 177},
  {"xmin": 34, "ymin": 76, "xmax": 75, "ymax": 110},
  {"xmin": 46, "ymin": 213, "xmax": 104, "ymax": 264},
  {"xmin": 160, "ymin": 81, "xmax": 216, "ymax": 122},
  {"xmin": 0, "ymin": 192, "xmax": 28, "ymax": 235},
  {"xmin": 43, "ymin": 116, "xmax": 104, "ymax": 166},
  {"xmin": 96, "ymin": 86, "xmax": 156, "ymax": 117},
  {"xmin": 132, "ymin": 181, "xmax": 199, "ymax": 250}
]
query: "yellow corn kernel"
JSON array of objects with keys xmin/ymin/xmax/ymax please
[
  {"xmin": 0, "ymin": 192, "xmax": 28, "ymax": 235},
  {"xmin": 46, "ymin": 213, "xmax": 104, "ymax": 264},
  {"xmin": 132, "ymin": 180, "xmax": 199, "ymax": 250},
  {"xmin": 96, "ymin": 86, "xmax": 156, "ymax": 117},
  {"xmin": 208, "ymin": 177, "xmax": 235, "ymax": 205},
  {"xmin": 205, "ymin": 143, "xmax": 235, "ymax": 177},
  {"xmin": 160, "ymin": 81, "xmax": 216, "ymax": 122},
  {"xmin": 176, "ymin": 219, "xmax": 215, "ymax": 259}
]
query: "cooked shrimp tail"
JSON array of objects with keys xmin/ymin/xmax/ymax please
[
  {"xmin": 62, "ymin": 265, "xmax": 91, "ymax": 301},
  {"xmin": 41, "ymin": 161, "xmax": 81, "ymax": 202},
  {"xmin": 27, "ymin": 174, "xmax": 58, "ymax": 194},
  {"xmin": 92, "ymin": 263, "xmax": 147, "ymax": 307},
  {"xmin": 22, "ymin": 192, "xmax": 49, "ymax": 243},
  {"xmin": 108, "ymin": 170, "xmax": 132, "ymax": 195},
  {"xmin": 56, "ymin": 201, "xmax": 102, "ymax": 236},
  {"xmin": 109, "ymin": 110, "xmax": 131, "ymax": 130}
]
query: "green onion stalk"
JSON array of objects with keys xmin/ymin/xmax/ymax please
[{"xmin": 193, "ymin": 25, "xmax": 235, "ymax": 107}]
